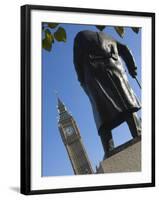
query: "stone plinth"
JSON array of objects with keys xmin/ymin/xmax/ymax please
[{"xmin": 97, "ymin": 137, "xmax": 141, "ymax": 173}]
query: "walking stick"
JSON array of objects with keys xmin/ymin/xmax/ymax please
[{"xmin": 135, "ymin": 77, "xmax": 141, "ymax": 89}]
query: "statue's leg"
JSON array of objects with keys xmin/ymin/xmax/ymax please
[
  {"xmin": 126, "ymin": 112, "xmax": 141, "ymax": 138},
  {"xmin": 99, "ymin": 128, "xmax": 114, "ymax": 157}
]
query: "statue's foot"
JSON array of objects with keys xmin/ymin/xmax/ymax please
[{"xmin": 103, "ymin": 149, "xmax": 114, "ymax": 160}]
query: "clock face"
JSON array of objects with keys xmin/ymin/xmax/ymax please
[{"xmin": 65, "ymin": 126, "xmax": 74, "ymax": 135}]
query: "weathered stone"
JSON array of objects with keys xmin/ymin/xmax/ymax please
[{"xmin": 97, "ymin": 137, "xmax": 141, "ymax": 173}]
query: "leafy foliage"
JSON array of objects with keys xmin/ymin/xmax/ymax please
[
  {"xmin": 42, "ymin": 38, "xmax": 52, "ymax": 51},
  {"xmin": 115, "ymin": 26, "xmax": 125, "ymax": 38},
  {"xmin": 42, "ymin": 23, "xmax": 67, "ymax": 52},
  {"xmin": 131, "ymin": 27, "xmax": 140, "ymax": 34},
  {"xmin": 47, "ymin": 23, "xmax": 59, "ymax": 29},
  {"xmin": 95, "ymin": 25, "xmax": 106, "ymax": 31},
  {"xmin": 54, "ymin": 27, "xmax": 67, "ymax": 42},
  {"xmin": 95, "ymin": 25, "xmax": 140, "ymax": 38},
  {"xmin": 42, "ymin": 29, "xmax": 54, "ymax": 51},
  {"xmin": 42, "ymin": 22, "xmax": 140, "ymax": 52}
]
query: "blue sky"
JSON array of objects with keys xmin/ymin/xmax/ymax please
[{"xmin": 42, "ymin": 23, "xmax": 141, "ymax": 176}]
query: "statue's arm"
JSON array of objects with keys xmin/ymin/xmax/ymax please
[{"xmin": 117, "ymin": 42, "xmax": 137, "ymax": 78}]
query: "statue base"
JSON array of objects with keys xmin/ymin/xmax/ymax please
[{"xmin": 96, "ymin": 136, "xmax": 141, "ymax": 173}]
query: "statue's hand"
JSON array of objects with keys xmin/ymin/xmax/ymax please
[{"xmin": 129, "ymin": 66, "xmax": 137, "ymax": 78}]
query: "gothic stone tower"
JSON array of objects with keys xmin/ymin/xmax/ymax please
[{"xmin": 57, "ymin": 97, "xmax": 93, "ymax": 175}]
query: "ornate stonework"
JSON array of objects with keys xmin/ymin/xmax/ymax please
[{"xmin": 57, "ymin": 98, "xmax": 93, "ymax": 175}]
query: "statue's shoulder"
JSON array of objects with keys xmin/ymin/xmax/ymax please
[
  {"xmin": 74, "ymin": 30, "xmax": 97, "ymax": 41},
  {"xmin": 74, "ymin": 30, "xmax": 117, "ymax": 47}
]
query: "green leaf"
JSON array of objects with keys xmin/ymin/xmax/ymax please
[
  {"xmin": 114, "ymin": 26, "xmax": 124, "ymax": 38},
  {"xmin": 42, "ymin": 29, "xmax": 54, "ymax": 51},
  {"xmin": 45, "ymin": 29, "xmax": 54, "ymax": 43},
  {"xmin": 47, "ymin": 23, "xmax": 59, "ymax": 29},
  {"xmin": 96, "ymin": 25, "xmax": 106, "ymax": 31},
  {"xmin": 131, "ymin": 27, "xmax": 140, "ymax": 34},
  {"xmin": 54, "ymin": 27, "xmax": 67, "ymax": 42},
  {"xmin": 42, "ymin": 38, "xmax": 52, "ymax": 51}
]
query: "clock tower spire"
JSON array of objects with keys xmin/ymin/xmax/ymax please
[{"xmin": 57, "ymin": 97, "xmax": 94, "ymax": 174}]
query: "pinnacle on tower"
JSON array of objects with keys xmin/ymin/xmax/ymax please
[
  {"xmin": 55, "ymin": 94, "xmax": 71, "ymax": 122},
  {"xmin": 54, "ymin": 90, "xmax": 67, "ymax": 113},
  {"xmin": 57, "ymin": 97, "xmax": 66, "ymax": 113}
]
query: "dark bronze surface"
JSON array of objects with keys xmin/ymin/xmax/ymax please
[{"xmin": 73, "ymin": 30, "xmax": 141, "ymax": 156}]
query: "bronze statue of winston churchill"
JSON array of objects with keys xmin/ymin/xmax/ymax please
[{"xmin": 73, "ymin": 30, "xmax": 141, "ymax": 157}]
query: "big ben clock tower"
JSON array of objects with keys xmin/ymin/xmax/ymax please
[{"xmin": 57, "ymin": 97, "xmax": 94, "ymax": 175}]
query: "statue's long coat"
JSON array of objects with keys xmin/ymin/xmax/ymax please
[{"xmin": 73, "ymin": 30, "xmax": 141, "ymax": 132}]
